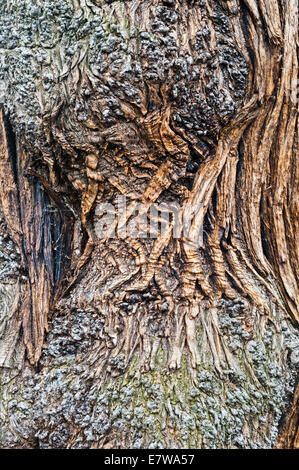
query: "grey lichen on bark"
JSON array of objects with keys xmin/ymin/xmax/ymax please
[{"xmin": 0, "ymin": 0, "xmax": 298, "ymax": 449}]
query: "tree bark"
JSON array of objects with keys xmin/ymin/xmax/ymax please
[{"xmin": 0, "ymin": 0, "xmax": 298, "ymax": 449}]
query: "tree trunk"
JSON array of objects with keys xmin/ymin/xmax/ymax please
[{"xmin": 0, "ymin": 0, "xmax": 298, "ymax": 449}]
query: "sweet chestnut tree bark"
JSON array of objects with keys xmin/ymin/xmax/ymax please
[{"xmin": 0, "ymin": 0, "xmax": 298, "ymax": 448}]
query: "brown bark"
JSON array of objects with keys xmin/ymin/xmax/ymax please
[
  {"xmin": 0, "ymin": 0, "xmax": 298, "ymax": 449},
  {"xmin": 277, "ymin": 382, "xmax": 299, "ymax": 448}
]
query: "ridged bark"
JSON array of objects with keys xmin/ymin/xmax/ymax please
[{"xmin": 0, "ymin": 0, "xmax": 298, "ymax": 449}]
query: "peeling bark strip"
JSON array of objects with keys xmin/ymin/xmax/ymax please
[
  {"xmin": 277, "ymin": 382, "xmax": 299, "ymax": 448},
  {"xmin": 0, "ymin": 108, "xmax": 73, "ymax": 365},
  {"xmin": 0, "ymin": 0, "xmax": 298, "ymax": 449}
]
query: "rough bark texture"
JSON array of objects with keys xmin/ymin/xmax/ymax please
[{"xmin": 0, "ymin": 0, "xmax": 298, "ymax": 449}]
